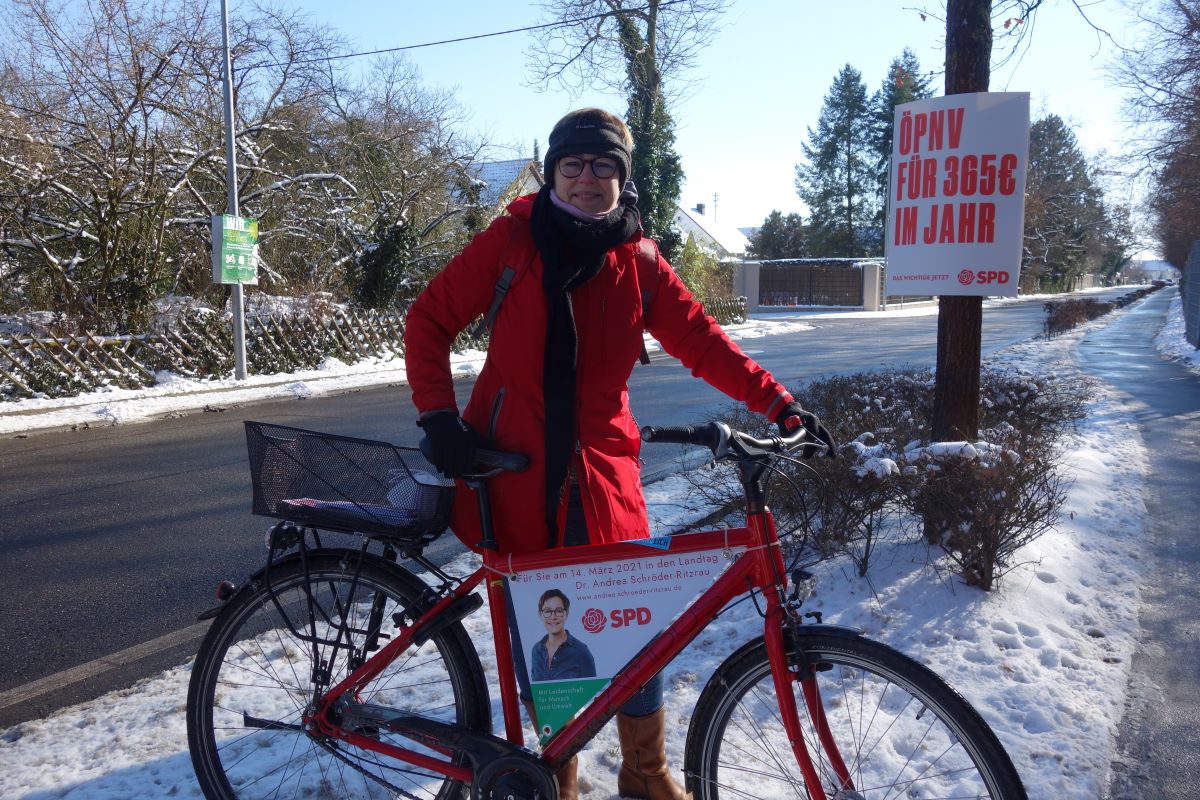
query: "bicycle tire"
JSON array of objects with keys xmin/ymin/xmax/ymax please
[
  {"xmin": 684, "ymin": 628, "xmax": 1027, "ymax": 800},
  {"xmin": 187, "ymin": 551, "xmax": 490, "ymax": 800}
]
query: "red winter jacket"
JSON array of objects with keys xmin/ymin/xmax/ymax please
[{"xmin": 403, "ymin": 194, "xmax": 793, "ymax": 554}]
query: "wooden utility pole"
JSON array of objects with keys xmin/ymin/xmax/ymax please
[{"xmin": 932, "ymin": 0, "xmax": 993, "ymax": 441}]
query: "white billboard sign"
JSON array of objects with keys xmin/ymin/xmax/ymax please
[{"xmin": 885, "ymin": 92, "xmax": 1030, "ymax": 297}]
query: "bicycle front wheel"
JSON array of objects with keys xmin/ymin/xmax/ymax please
[
  {"xmin": 187, "ymin": 552, "xmax": 489, "ymax": 800},
  {"xmin": 685, "ymin": 628, "xmax": 1027, "ymax": 800}
]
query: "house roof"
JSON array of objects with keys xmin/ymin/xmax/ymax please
[
  {"xmin": 673, "ymin": 206, "xmax": 750, "ymax": 258},
  {"xmin": 469, "ymin": 158, "xmax": 543, "ymax": 208}
]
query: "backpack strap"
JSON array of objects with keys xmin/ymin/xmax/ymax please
[
  {"xmin": 472, "ymin": 230, "xmax": 660, "ymax": 364},
  {"xmin": 635, "ymin": 239, "xmax": 659, "ymax": 365},
  {"xmin": 470, "ymin": 265, "xmax": 516, "ymax": 340},
  {"xmin": 470, "ymin": 220, "xmax": 529, "ymax": 340}
]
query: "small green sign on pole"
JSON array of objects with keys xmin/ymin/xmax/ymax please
[{"xmin": 211, "ymin": 214, "xmax": 259, "ymax": 285}]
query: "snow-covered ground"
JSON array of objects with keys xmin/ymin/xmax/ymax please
[
  {"xmin": 0, "ymin": 287, "xmax": 1186, "ymax": 799},
  {"xmin": 1153, "ymin": 288, "xmax": 1200, "ymax": 374}
]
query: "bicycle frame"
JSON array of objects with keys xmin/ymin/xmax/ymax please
[{"xmin": 303, "ymin": 503, "xmax": 857, "ymax": 799}]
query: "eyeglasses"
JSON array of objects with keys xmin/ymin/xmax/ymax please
[
  {"xmin": 540, "ymin": 607, "xmax": 567, "ymax": 618},
  {"xmin": 557, "ymin": 156, "xmax": 618, "ymax": 179}
]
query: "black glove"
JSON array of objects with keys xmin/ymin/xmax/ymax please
[
  {"xmin": 418, "ymin": 412, "xmax": 478, "ymax": 478},
  {"xmin": 775, "ymin": 401, "xmax": 837, "ymax": 458}
]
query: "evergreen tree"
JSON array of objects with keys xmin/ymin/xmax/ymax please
[
  {"xmin": 527, "ymin": 1, "xmax": 726, "ymax": 265},
  {"xmin": 746, "ymin": 210, "xmax": 808, "ymax": 259},
  {"xmin": 1022, "ymin": 114, "xmax": 1106, "ymax": 292},
  {"xmin": 624, "ymin": 80, "xmax": 684, "ymax": 261},
  {"xmin": 674, "ymin": 235, "xmax": 727, "ymax": 298},
  {"xmin": 796, "ymin": 65, "xmax": 877, "ymax": 257},
  {"xmin": 351, "ymin": 219, "xmax": 418, "ymax": 309},
  {"xmin": 870, "ymin": 49, "xmax": 934, "ymax": 233}
]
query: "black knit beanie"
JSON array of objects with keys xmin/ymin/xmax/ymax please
[{"xmin": 544, "ymin": 109, "xmax": 632, "ymax": 186}]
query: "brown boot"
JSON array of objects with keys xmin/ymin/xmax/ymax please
[
  {"xmin": 616, "ymin": 709, "xmax": 691, "ymax": 800},
  {"xmin": 555, "ymin": 755, "xmax": 579, "ymax": 800},
  {"xmin": 522, "ymin": 699, "xmax": 579, "ymax": 800}
]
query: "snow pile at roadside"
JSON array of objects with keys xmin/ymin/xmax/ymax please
[{"xmin": 1153, "ymin": 287, "xmax": 1200, "ymax": 373}]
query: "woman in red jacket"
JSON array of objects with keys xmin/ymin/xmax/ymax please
[{"xmin": 404, "ymin": 108, "xmax": 832, "ymax": 800}]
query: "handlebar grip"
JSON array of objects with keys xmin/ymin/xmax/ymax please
[
  {"xmin": 418, "ymin": 437, "xmax": 529, "ymax": 475},
  {"xmin": 476, "ymin": 448, "xmax": 529, "ymax": 473},
  {"xmin": 640, "ymin": 423, "xmax": 723, "ymax": 450}
]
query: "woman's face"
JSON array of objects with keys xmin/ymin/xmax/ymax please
[
  {"xmin": 553, "ymin": 153, "xmax": 620, "ymax": 214},
  {"xmin": 539, "ymin": 597, "xmax": 568, "ymax": 635}
]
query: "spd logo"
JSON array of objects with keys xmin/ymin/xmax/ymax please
[
  {"xmin": 958, "ymin": 269, "xmax": 1010, "ymax": 286},
  {"xmin": 581, "ymin": 606, "xmax": 653, "ymax": 633},
  {"xmin": 581, "ymin": 608, "xmax": 607, "ymax": 634},
  {"xmin": 610, "ymin": 607, "xmax": 652, "ymax": 628}
]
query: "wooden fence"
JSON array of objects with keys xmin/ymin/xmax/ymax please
[
  {"xmin": 1, "ymin": 295, "xmax": 747, "ymax": 402},
  {"xmin": 0, "ymin": 308, "xmax": 405, "ymax": 401}
]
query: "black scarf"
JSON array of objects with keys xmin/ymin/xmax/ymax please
[{"xmin": 530, "ymin": 183, "xmax": 640, "ymax": 547}]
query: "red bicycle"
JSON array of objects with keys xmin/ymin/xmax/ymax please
[{"xmin": 186, "ymin": 419, "xmax": 1027, "ymax": 799}]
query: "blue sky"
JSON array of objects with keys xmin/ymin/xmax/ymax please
[{"xmin": 288, "ymin": 1, "xmax": 1138, "ymax": 233}]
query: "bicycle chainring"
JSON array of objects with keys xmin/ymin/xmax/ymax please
[{"xmin": 473, "ymin": 754, "xmax": 558, "ymax": 800}]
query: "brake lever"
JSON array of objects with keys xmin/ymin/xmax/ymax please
[{"xmin": 710, "ymin": 422, "xmax": 734, "ymax": 460}]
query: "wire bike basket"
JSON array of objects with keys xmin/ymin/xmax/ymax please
[{"xmin": 244, "ymin": 421, "xmax": 453, "ymax": 544}]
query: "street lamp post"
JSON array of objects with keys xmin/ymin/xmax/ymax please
[{"xmin": 220, "ymin": 0, "xmax": 247, "ymax": 380}]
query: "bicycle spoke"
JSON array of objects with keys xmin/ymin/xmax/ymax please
[
  {"xmin": 189, "ymin": 557, "xmax": 487, "ymax": 800},
  {"xmin": 737, "ymin": 683, "xmax": 805, "ymax": 785},
  {"xmin": 689, "ymin": 633, "xmax": 1022, "ymax": 800}
]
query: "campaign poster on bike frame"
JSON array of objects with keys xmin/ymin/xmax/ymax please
[{"xmin": 508, "ymin": 545, "xmax": 743, "ymax": 744}]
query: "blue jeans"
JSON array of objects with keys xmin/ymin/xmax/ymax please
[{"xmin": 505, "ymin": 482, "xmax": 665, "ymax": 717}]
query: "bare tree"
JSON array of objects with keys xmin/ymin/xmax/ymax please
[
  {"xmin": 1111, "ymin": 0, "xmax": 1200, "ymax": 266},
  {"xmin": 526, "ymin": 0, "xmax": 727, "ymax": 259},
  {"xmin": 528, "ymin": 0, "xmax": 725, "ymax": 99},
  {"xmin": 0, "ymin": 0, "xmax": 217, "ymax": 330},
  {"xmin": 0, "ymin": 0, "xmax": 479, "ymax": 330},
  {"xmin": 318, "ymin": 55, "xmax": 487, "ymax": 307}
]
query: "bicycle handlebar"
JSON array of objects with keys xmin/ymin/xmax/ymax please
[
  {"xmin": 639, "ymin": 423, "xmax": 726, "ymax": 449},
  {"xmin": 640, "ymin": 421, "xmax": 819, "ymax": 460},
  {"xmin": 420, "ymin": 419, "xmax": 821, "ymax": 482}
]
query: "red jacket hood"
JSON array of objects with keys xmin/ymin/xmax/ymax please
[{"xmin": 505, "ymin": 193, "xmax": 536, "ymax": 219}]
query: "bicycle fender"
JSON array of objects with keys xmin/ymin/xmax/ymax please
[
  {"xmin": 715, "ymin": 624, "xmax": 865, "ymax": 666},
  {"xmin": 194, "ymin": 548, "xmax": 409, "ymax": 622},
  {"xmin": 789, "ymin": 623, "xmax": 863, "ymax": 640}
]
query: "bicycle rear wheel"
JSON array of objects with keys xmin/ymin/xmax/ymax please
[
  {"xmin": 187, "ymin": 551, "xmax": 489, "ymax": 800},
  {"xmin": 684, "ymin": 628, "xmax": 1027, "ymax": 800}
]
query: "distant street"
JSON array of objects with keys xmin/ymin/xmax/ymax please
[{"xmin": 0, "ymin": 288, "xmax": 1134, "ymax": 726}]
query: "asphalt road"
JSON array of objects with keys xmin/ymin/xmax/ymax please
[
  {"xmin": 1078, "ymin": 291, "xmax": 1200, "ymax": 799},
  {"xmin": 0, "ymin": 289, "xmax": 1134, "ymax": 727}
]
